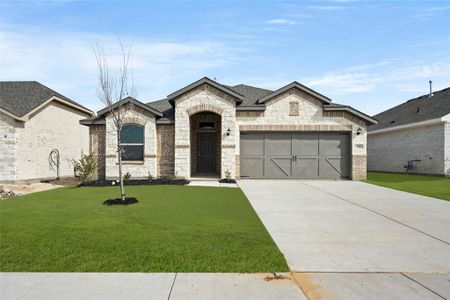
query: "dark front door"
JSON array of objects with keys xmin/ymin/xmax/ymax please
[{"xmin": 197, "ymin": 132, "xmax": 217, "ymax": 173}]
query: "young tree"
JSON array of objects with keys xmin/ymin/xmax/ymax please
[{"xmin": 93, "ymin": 40, "xmax": 135, "ymax": 202}]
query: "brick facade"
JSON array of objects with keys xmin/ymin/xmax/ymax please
[
  {"xmin": 89, "ymin": 125, "xmax": 106, "ymax": 180},
  {"xmin": 368, "ymin": 123, "xmax": 446, "ymax": 175},
  {"xmin": 156, "ymin": 124, "xmax": 175, "ymax": 177},
  {"xmin": 352, "ymin": 155, "xmax": 367, "ymax": 180}
]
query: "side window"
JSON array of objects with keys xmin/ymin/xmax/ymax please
[{"xmin": 120, "ymin": 124, "xmax": 144, "ymax": 161}]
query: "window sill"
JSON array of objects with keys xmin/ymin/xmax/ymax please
[{"xmin": 117, "ymin": 161, "xmax": 145, "ymax": 165}]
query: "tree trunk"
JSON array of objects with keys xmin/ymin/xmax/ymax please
[{"xmin": 117, "ymin": 132, "xmax": 126, "ymax": 202}]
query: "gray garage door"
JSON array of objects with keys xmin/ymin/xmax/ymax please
[{"xmin": 240, "ymin": 132, "xmax": 350, "ymax": 179}]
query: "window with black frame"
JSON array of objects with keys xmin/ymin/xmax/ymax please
[{"xmin": 120, "ymin": 124, "xmax": 144, "ymax": 161}]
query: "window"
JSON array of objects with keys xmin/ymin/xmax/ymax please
[
  {"xmin": 199, "ymin": 122, "xmax": 214, "ymax": 129},
  {"xmin": 120, "ymin": 124, "xmax": 144, "ymax": 161}
]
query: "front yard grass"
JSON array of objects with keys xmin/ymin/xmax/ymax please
[
  {"xmin": 0, "ymin": 185, "xmax": 288, "ymax": 272},
  {"xmin": 366, "ymin": 172, "xmax": 450, "ymax": 201}
]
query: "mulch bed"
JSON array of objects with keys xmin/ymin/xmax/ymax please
[
  {"xmin": 103, "ymin": 197, "xmax": 139, "ymax": 206},
  {"xmin": 219, "ymin": 179, "xmax": 237, "ymax": 184},
  {"xmin": 79, "ymin": 178, "xmax": 190, "ymax": 187}
]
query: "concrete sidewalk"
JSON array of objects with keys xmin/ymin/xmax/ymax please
[
  {"xmin": 2, "ymin": 272, "xmax": 449, "ymax": 300},
  {"xmin": 0, "ymin": 273, "xmax": 305, "ymax": 300}
]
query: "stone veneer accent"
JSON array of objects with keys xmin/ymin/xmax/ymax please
[
  {"xmin": 174, "ymin": 84, "xmax": 237, "ymax": 179},
  {"xmin": 0, "ymin": 113, "xmax": 17, "ymax": 182},
  {"xmin": 156, "ymin": 124, "xmax": 175, "ymax": 177},
  {"xmin": 89, "ymin": 125, "xmax": 106, "ymax": 180},
  {"xmin": 266, "ymin": 87, "xmax": 323, "ymax": 107},
  {"xmin": 352, "ymin": 155, "xmax": 367, "ymax": 180},
  {"xmin": 104, "ymin": 108, "xmax": 157, "ymax": 179}
]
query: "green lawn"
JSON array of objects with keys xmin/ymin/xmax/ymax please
[
  {"xmin": 0, "ymin": 185, "xmax": 288, "ymax": 272},
  {"xmin": 365, "ymin": 172, "xmax": 450, "ymax": 201}
]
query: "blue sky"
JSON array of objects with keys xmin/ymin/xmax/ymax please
[{"xmin": 1, "ymin": 0, "xmax": 449, "ymax": 115}]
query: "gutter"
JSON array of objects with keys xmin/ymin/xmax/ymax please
[{"xmin": 368, "ymin": 115, "xmax": 449, "ymax": 135}]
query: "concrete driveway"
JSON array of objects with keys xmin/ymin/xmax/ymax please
[{"xmin": 239, "ymin": 180, "xmax": 450, "ymax": 299}]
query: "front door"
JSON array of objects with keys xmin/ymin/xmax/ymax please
[{"xmin": 197, "ymin": 132, "xmax": 217, "ymax": 173}]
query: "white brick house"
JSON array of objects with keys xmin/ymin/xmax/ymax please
[
  {"xmin": 0, "ymin": 81, "xmax": 94, "ymax": 183},
  {"xmin": 81, "ymin": 77, "xmax": 376, "ymax": 180},
  {"xmin": 368, "ymin": 87, "xmax": 450, "ymax": 176}
]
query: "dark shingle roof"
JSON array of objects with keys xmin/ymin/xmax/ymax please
[
  {"xmin": 368, "ymin": 87, "xmax": 450, "ymax": 132},
  {"xmin": 146, "ymin": 98, "xmax": 174, "ymax": 122},
  {"xmin": 143, "ymin": 80, "xmax": 375, "ymax": 124},
  {"xmin": 226, "ymin": 84, "xmax": 273, "ymax": 106},
  {"xmin": 0, "ymin": 81, "xmax": 92, "ymax": 117}
]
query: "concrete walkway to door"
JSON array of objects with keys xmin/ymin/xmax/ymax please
[{"xmin": 238, "ymin": 180, "xmax": 450, "ymax": 299}]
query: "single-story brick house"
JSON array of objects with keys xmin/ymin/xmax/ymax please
[
  {"xmin": 81, "ymin": 77, "xmax": 376, "ymax": 180},
  {"xmin": 368, "ymin": 87, "xmax": 450, "ymax": 176},
  {"xmin": 0, "ymin": 81, "xmax": 94, "ymax": 183}
]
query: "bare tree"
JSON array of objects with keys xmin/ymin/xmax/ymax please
[{"xmin": 93, "ymin": 40, "xmax": 135, "ymax": 202}]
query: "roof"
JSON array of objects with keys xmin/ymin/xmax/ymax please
[
  {"xmin": 368, "ymin": 87, "xmax": 450, "ymax": 132},
  {"xmin": 167, "ymin": 77, "xmax": 244, "ymax": 104},
  {"xmin": 0, "ymin": 81, "xmax": 93, "ymax": 118},
  {"xmin": 257, "ymin": 81, "xmax": 332, "ymax": 104},
  {"xmin": 83, "ymin": 77, "xmax": 375, "ymax": 125},
  {"xmin": 96, "ymin": 96, "xmax": 163, "ymax": 118},
  {"xmin": 324, "ymin": 103, "xmax": 377, "ymax": 125}
]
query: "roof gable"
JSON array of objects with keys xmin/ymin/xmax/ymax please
[
  {"xmin": 97, "ymin": 97, "xmax": 163, "ymax": 117},
  {"xmin": 167, "ymin": 77, "xmax": 244, "ymax": 104},
  {"xmin": 257, "ymin": 81, "xmax": 332, "ymax": 104},
  {"xmin": 0, "ymin": 81, "xmax": 93, "ymax": 119}
]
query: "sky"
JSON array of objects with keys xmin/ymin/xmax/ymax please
[{"xmin": 0, "ymin": 0, "xmax": 449, "ymax": 115}]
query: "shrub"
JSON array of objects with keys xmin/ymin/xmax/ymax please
[
  {"xmin": 123, "ymin": 172, "xmax": 132, "ymax": 182},
  {"xmin": 147, "ymin": 172, "xmax": 153, "ymax": 180},
  {"xmin": 72, "ymin": 154, "xmax": 97, "ymax": 183}
]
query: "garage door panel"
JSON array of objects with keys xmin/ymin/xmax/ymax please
[
  {"xmin": 240, "ymin": 157, "xmax": 264, "ymax": 178},
  {"xmin": 266, "ymin": 133, "xmax": 292, "ymax": 156},
  {"xmin": 293, "ymin": 158, "xmax": 319, "ymax": 177},
  {"xmin": 320, "ymin": 158, "xmax": 347, "ymax": 178},
  {"xmin": 292, "ymin": 133, "xmax": 319, "ymax": 155},
  {"xmin": 320, "ymin": 134, "xmax": 349, "ymax": 156},
  {"xmin": 266, "ymin": 157, "xmax": 292, "ymax": 177},
  {"xmin": 240, "ymin": 133, "xmax": 264, "ymax": 156}
]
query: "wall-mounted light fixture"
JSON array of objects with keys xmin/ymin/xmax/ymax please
[
  {"xmin": 226, "ymin": 128, "xmax": 231, "ymax": 136},
  {"xmin": 356, "ymin": 128, "xmax": 362, "ymax": 135}
]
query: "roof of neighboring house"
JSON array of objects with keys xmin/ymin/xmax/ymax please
[
  {"xmin": 0, "ymin": 81, "xmax": 93, "ymax": 118},
  {"xmin": 368, "ymin": 87, "xmax": 450, "ymax": 132}
]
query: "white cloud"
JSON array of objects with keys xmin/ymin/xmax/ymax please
[
  {"xmin": 265, "ymin": 19, "xmax": 298, "ymax": 25},
  {"xmin": 302, "ymin": 59, "xmax": 450, "ymax": 95},
  {"xmin": 0, "ymin": 25, "xmax": 244, "ymax": 110},
  {"xmin": 307, "ymin": 5, "xmax": 350, "ymax": 11},
  {"xmin": 413, "ymin": 5, "xmax": 450, "ymax": 19}
]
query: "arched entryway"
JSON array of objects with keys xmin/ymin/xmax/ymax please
[{"xmin": 190, "ymin": 111, "xmax": 221, "ymax": 177}]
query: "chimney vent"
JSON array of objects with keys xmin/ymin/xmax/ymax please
[{"xmin": 428, "ymin": 80, "xmax": 434, "ymax": 98}]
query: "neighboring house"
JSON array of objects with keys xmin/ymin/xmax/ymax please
[
  {"xmin": 81, "ymin": 77, "xmax": 376, "ymax": 180},
  {"xmin": 368, "ymin": 87, "xmax": 450, "ymax": 176},
  {"xmin": 0, "ymin": 81, "xmax": 94, "ymax": 183}
]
